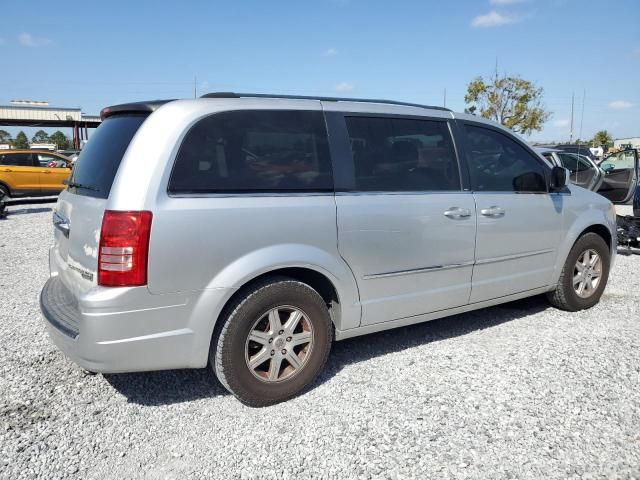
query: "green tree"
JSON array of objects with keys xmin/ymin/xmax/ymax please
[
  {"xmin": 31, "ymin": 130, "xmax": 50, "ymax": 144},
  {"xmin": 0, "ymin": 129, "xmax": 12, "ymax": 144},
  {"xmin": 464, "ymin": 73, "xmax": 551, "ymax": 135},
  {"xmin": 592, "ymin": 130, "xmax": 613, "ymax": 150},
  {"xmin": 49, "ymin": 131, "xmax": 71, "ymax": 150},
  {"xmin": 13, "ymin": 131, "xmax": 29, "ymax": 149}
]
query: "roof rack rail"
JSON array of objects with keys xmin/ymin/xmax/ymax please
[{"xmin": 200, "ymin": 92, "xmax": 452, "ymax": 112}]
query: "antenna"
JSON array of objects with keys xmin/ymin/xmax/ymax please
[{"xmin": 569, "ymin": 91, "xmax": 575, "ymax": 143}]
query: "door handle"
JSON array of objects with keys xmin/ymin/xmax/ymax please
[
  {"xmin": 480, "ymin": 206, "xmax": 505, "ymax": 218},
  {"xmin": 444, "ymin": 207, "xmax": 472, "ymax": 219},
  {"xmin": 42, "ymin": 170, "xmax": 52, "ymax": 174}
]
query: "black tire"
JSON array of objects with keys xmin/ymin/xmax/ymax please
[
  {"xmin": 211, "ymin": 277, "xmax": 333, "ymax": 407},
  {"xmin": 547, "ymin": 232, "xmax": 610, "ymax": 311},
  {"xmin": 0, "ymin": 184, "xmax": 9, "ymax": 200}
]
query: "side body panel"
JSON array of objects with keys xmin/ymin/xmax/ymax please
[
  {"xmin": 335, "ymin": 186, "xmax": 616, "ymax": 340},
  {"xmin": 549, "ymin": 186, "xmax": 617, "ymax": 284},
  {"xmin": 457, "ymin": 119, "xmax": 564, "ymax": 302},
  {"xmin": 471, "ymin": 191, "xmax": 563, "ymax": 301},
  {"xmin": 323, "ymin": 107, "xmax": 476, "ymax": 325},
  {"xmin": 335, "ymin": 192, "xmax": 476, "ymax": 324},
  {"xmin": 0, "ymin": 153, "xmax": 41, "ymax": 195}
]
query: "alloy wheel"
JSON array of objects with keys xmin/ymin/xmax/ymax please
[
  {"xmin": 244, "ymin": 306, "xmax": 314, "ymax": 382},
  {"xmin": 573, "ymin": 249, "xmax": 602, "ymax": 298}
]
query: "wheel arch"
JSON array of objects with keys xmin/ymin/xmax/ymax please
[
  {"xmin": 197, "ymin": 266, "xmax": 346, "ymax": 369},
  {"xmin": 578, "ymin": 223, "xmax": 612, "ymax": 251},
  {"xmin": 218, "ymin": 267, "xmax": 343, "ymax": 330},
  {"xmin": 552, "ymin": 219, "xmax": 615, "ymax": 286},
  {"xmin": 0, "ymin": 180, "xmax": 11, "ymax": 197},
  {"xmin": 204, "ymin": 243, "xmax": 360, "ymax": 328},
  {"xmin": 186, "ymin": 245, "xmax": 362, "ymax": 369}
]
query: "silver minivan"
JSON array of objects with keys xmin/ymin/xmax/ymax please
[{"xmin": 41, "ymin": 93, "xmax": 618, "ymax": 406}]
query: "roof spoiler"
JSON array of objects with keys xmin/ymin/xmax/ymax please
[{"xmin": 100, "ymin": 100, "xmax": 176, "ymax": 120}]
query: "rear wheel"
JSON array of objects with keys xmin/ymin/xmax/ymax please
[
  {"xmin": 211, "ymin": 277, "xmax": 333, "ymax": 407},
  {"xmin": 547, "ymin": 232, "xmax": 610, "ymax": 311}
]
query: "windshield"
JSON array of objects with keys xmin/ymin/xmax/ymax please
[{"xmin": 600, "ymin": 150, "xmax": 636, "ymax": 171}]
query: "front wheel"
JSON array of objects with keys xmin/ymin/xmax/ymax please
[
  {"xmin": 547, "ymin": 232, "xmax": 610, "ymax": 311},
  {"xmin": 211, "ymin": 277, "xmax": 333, "ymax": 407}
]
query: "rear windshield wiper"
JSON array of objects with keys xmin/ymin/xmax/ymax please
[{"xmin": 63, "ymin": 180, "xmax": 100, "ymax": 192}]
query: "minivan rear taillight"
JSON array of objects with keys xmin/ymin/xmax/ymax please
[{"xmin": 98, "ymin": 210, "xmax": 152, "ymax": 287}]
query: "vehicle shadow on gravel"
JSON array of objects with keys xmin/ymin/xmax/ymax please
[
  {"xmin": 104, "ymin": 296, "xmax": 549, "ymax": 406},
  {"xmin": 103, "ymin": 367, "xmax": 230, "ymax": 405},
  {"xmin": 317, "ymin": 295, "xmax": 550, "ymax": 385}
]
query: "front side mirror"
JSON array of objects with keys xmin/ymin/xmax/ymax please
[{"xmin": 550, "ymin": 166, "xmax": 569, "ymax": 191}]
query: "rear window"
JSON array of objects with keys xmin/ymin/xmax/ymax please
[
  {"xmin": 168, "ymin": 110, "xmax": 332, "ymax": 194},
  {"xmin": 69, "ymin": 115, "xmax": 146, "ymax": 198}
]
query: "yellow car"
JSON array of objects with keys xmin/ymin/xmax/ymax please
[{"xmin": 0, "ymin": 150, "xmax": 72, "ymax": 199}]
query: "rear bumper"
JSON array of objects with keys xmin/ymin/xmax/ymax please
[
  {"xmin": 40, "ymin": 275, "xmax": 232, "ymax": 373},
  {"xmin": 40, "ymin": 276, "xmax": 81, "ymax": 339}
]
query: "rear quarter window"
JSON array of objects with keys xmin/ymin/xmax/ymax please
[
  {"xmin": 169, "ymin": 110, "xmax": 333, "ymax": 194},
  {"xmin": 69, "ymin": 115, "xmax": 146, "ymax": 198}
]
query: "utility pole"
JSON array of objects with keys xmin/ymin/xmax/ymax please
[
  {"xmin": 443, "ymin": 88, "xmax": 447, "ymax": 108},
  {"xmin": 194, "ymin": 76, "xmax": 197, "ymax": 99},
  {"xmin": 569, "ymin": 91, "xmax": 575, "ymax": 143}
]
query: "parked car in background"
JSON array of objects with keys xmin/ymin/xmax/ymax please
[
  {"xmin": 41, "ymin": 93, "xmax": 620, "ymax": 406},
  {"xmin": 58, "ymin": 149, "xmax": 81, "ymax": 164},
  {"xmin": 550, "ymin": 144, "xmax": 598, "ymax": 162},
  {"xmin": 0, "ymin": 150, "xmax": 72, "ymax": 199},
  {"xmin": 536, "ymin": 147, "xmax": 604, "ymax": 191},
  {"xmin": 536, "ymin": 146, "xmax": 638, "ymax": 204},
  {"xmin": 597, "ymin": 149, "xmax": 639, "ymax": 205}
]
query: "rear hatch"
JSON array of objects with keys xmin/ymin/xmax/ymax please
[{"xmin": 52, "ymin": 114, "xmax": 147, "ymax": 296}]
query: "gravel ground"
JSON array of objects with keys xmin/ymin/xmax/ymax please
[{"xmin": 1, "ymin": 206, "xmax": 639, "ymax": 480}]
